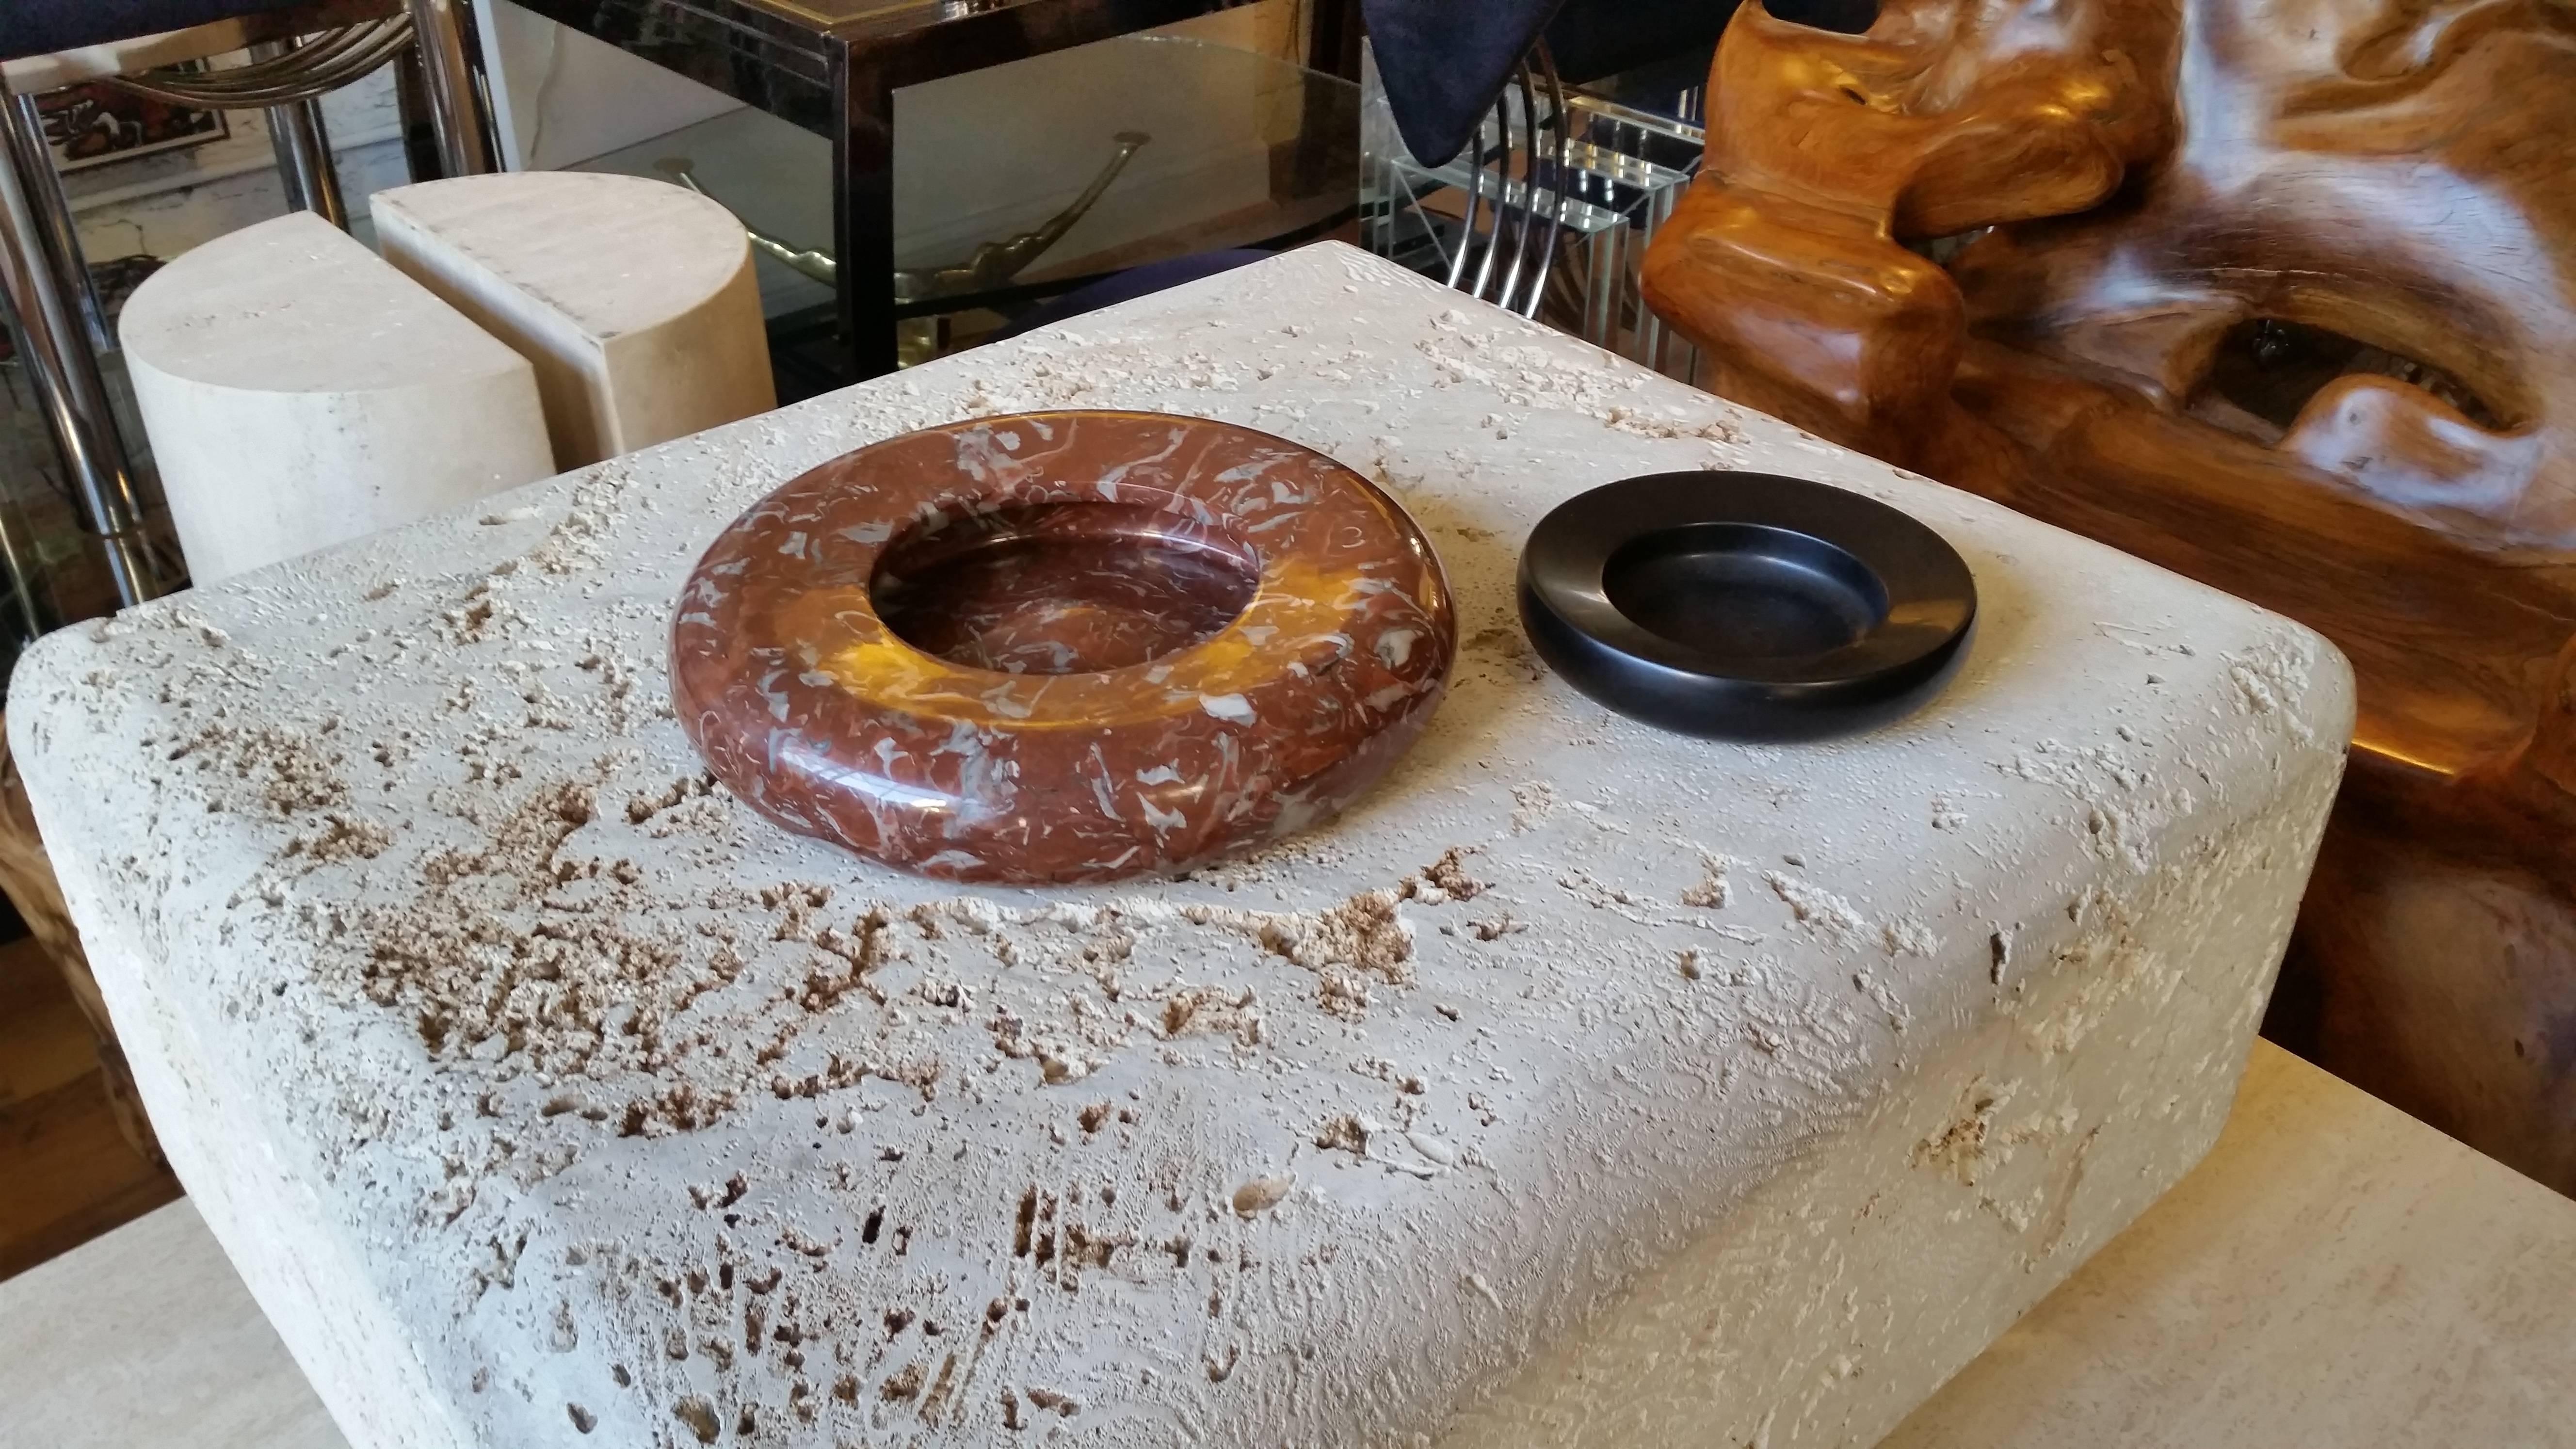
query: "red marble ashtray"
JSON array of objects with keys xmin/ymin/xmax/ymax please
[{"xmin": 670, "ymin": 410, "xmax": 1456, "ymax": 884}]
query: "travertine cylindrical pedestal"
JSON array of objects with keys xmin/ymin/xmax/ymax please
[
  {"xmin": 119, "ymin": 211, "xmax": 554, "ymax": 586},
  {"xmin": 371, "ymin": 172, "xmax": 774, "ymax": 470}
]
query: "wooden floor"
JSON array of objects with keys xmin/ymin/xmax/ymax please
[{"xmin": 0, "ymin": 933, "xmax": 179, "ymax": 1280}]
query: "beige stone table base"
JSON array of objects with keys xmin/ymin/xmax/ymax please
[
  {"xmin": 373, "ymin": 173, "xmax": 774, "ymax": 471},
  {"xmin": 119, "ymin": 211, "xmax": 556, "ymax": 587},
  {"xmin": 7, "ymin": 1042, "xmax": 2567, "ymax": 1449}
]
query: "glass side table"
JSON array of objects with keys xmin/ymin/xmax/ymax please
[
  {"xmin": 570, "ymin": 33, "xmax": 1356, "ymax": 390},
  {"xmin": 503, "ymin": 0, "xmax": 1360, "ymax": 384}
]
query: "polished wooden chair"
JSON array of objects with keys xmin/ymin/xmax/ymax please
[{"xmin": 1641, "ymin": 0, "xmax": 2576, "ymax": 1191}]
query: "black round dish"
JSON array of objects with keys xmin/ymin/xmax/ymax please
[{"xmin": 1518, "ymin": 471, "xmax": 1977, "ymax": 741}]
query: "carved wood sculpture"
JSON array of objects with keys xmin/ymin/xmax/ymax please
[{"xmin": 1642, "ymin": 0, "xmax": 2576, "ymax": 1190}]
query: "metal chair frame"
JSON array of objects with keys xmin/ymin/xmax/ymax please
[
  {"xmin": 0, "ymin": 0, "xmax": 497, "ymax": 612},
  {"xmin": 1438, "ymin": 42, "xmax": 1574, "ymax": 321}
]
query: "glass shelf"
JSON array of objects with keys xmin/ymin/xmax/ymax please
[{"xmin": 572, "ymin": 35, "xmax": 1358, "ymax": 380}]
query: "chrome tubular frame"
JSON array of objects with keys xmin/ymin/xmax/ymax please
[
  {"xmin": 0, "ymin": 90, "xmax": 158, "ymax": 608},
  {"xmin": 0, "ymin": 1, "xmax": 499, "ymax": 615},
  {"xmin": 1443, "ymin": 43, "xmax": 1572, "ymax": 320}
]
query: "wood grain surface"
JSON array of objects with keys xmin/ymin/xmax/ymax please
[{"xmin": 1643, "ymin": 0, "xmax": 2576, "ymax": 1191}]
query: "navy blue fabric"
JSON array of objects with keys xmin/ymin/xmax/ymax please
[
  {"xmin": 989, "ymin": 249, "xmax": 1276, "ymax": 343},
  {"xmin": 1366, "ymin": 0, "xmax": 1883, "ymax": 167},
  {"xmin": 2, "ymin": 0, "xmax": 289, "ymax": 64},
  {"xmin": 1361, "ymin": 0, "xmax": 1570, "ymax": 168}
]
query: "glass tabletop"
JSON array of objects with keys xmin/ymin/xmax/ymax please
[
  {"xmin": 607, "ymin": 0, "xmax": 1120, "ymax": 38},
  {"xmin": 572, "ymin": 35, "xmax": 1358, "ymax": 363}
]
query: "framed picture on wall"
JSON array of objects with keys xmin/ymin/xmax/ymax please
[{"xmin": 37, "ymin": 77, "xmax": 228, "ymax": 172}]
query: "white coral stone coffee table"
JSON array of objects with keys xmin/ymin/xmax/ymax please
[
  {"xmin": 11, "ymin": 245, "xmax": 2352, "ymax": 1448},
  {"xmin": 11, "ymin": 1042, "xmax": 2569, "ymax": 1449}
]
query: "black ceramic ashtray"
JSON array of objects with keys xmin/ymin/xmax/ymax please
[{"xmin": 1518, "ymin": 471, "xmax": 1976, "ymax": 741}]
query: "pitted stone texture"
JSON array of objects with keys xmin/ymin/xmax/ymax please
[
  {"xmin": 11, "ymin": 245, "xmax": 2350, "ymax": 1449},
  {"xmin": 672, "ymin": 410, "xmax": 1455, "ymax": 883}
]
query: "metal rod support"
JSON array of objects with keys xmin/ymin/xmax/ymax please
[
  {"xmin": 2, "ymin": 96, "xmax": 112, "ymax": 355},
  {"xmin": 0, "ymin": 88, "xmax": 158, "ymax": 608},
  {"xmin": 1467, "ymin": 91, "xmax": 1510, "ymax": 303},
  {"xmin": 1495, "ymin": 63, "xmax": 1538, "ymax": 314},
  {"xmin": 392, "ymin": 45, "xmax": 446, "ymax": 182},
  {"xmin": 254, "ymin": 40, "xmax": 351, "ymax": 230},
  {"xmin": 1445, "ymin": 113, "xmax": 1484, "ymax": 292},
  {"xmin": 407, "ymin": 0, "xmax": 499, "ymax": 176},
  {"xmin": 1528, "ymin": 45, "xmax": 1572, "ymax": 322},
  {"xmin": 269, "ymin": 103, "xmax": 347, "ymax": 226},
  {"xmin": 111, "ymin": 24, "xmax": 416, "ymax": 109}
]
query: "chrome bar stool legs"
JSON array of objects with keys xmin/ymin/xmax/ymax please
[
  {"xmin": 405, "ymin": 0, "xmax": 498, "ymax": 177},
  {"xmin": 268, "ymin": 97, "xmax": 349, "ymax": 227},
  {"xmin": 1, "ymin": 95, "xmax": 110, "ymax": 354},
  {"xmin": 0, "ymin": 3, "xmax": 497, "ymax": 616},
  {"xmin": 0, "ymin": 83, "xmax": 160, "ymax": 608},
  {"xmin": 254, "ymin": 39, "xmax": 350, "ymax": 229}
]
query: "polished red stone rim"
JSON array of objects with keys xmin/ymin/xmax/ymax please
[{"xmin": 670, "ymin": 410, "xmax": 1456, "ymax": 884}]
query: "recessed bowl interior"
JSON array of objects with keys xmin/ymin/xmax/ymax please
[
  {"xmin": 1603, "ymin": 522, "xmax": 1890, "ymax": 661},
  {"xmin": 871, "ymin": 499, "xmax": 1259, "ymax": 674}
]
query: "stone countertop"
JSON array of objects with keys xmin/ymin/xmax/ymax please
[{"xmin": 9, "ymin": 244, "xmax": 2353, "ymax": 1449}]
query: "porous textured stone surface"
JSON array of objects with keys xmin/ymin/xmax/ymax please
[
  {"xmin": 28, "ymin": 1043, "xmax": 2576, "ymax": 1449},
  {"xmin": 13, "ymin": 245, "xmax": 2351, "ymax": 1449}
]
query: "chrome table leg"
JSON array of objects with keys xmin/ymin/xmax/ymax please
[
  {"xmin": 406, "ymin": 0, "xmax": 499, "ymax": 176},
  {"xmin": 253, "ymin": 40, "xmax": 350, "ymax": 229},
  {"xmin": 1, "ymin": 94, "xmax": 109, "ymax": 354},
  {"xmin": 0, "ymin": 85, "xmax": 159, "ymax": 609},
  {"xmin": 269, "ymin": 98, "xmax": 348, "ymax": 228}
]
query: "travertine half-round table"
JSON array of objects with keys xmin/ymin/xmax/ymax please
[
  {"xmin": 372, "ymin": 172, "xmax": 774, "ymax": 472},
  {"xmin": 119, "ymin": 211, "xmax": 555, "ymax": 586}
]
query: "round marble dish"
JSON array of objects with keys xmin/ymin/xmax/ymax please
[{"xmin": 671, "ymin": 411, "xmax": 1456, "ymax": 883}]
